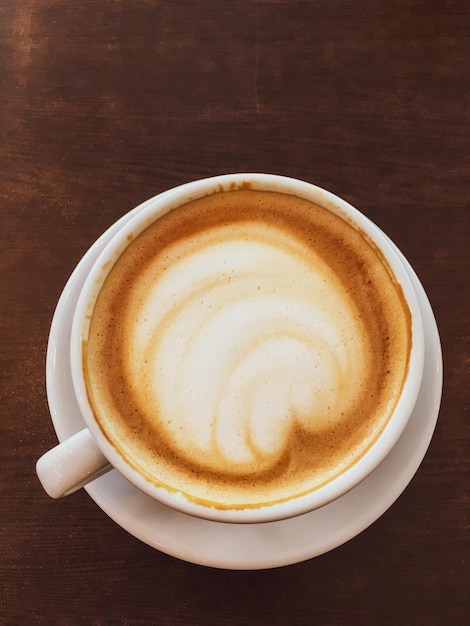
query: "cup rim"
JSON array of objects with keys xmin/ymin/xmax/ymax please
[{"xmin": 70, "ymin": 173, "xmax": 425, "ymax": 523}]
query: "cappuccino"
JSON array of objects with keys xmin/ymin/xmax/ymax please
[{"xmin": 84, "ymin": 188, "xmax": 411, "ymax": 509}]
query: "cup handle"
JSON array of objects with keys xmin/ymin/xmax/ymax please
[{"xmin": 36, "ymin": 428, "xmax": 112, "ymax": 498}]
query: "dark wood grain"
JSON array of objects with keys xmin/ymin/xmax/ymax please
[{"xmin": 1, "ymin": 1, "xmax": 468, "ymax": 624}]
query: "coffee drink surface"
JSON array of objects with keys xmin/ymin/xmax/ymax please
[{"xmin": 84, "ymin": 189, "xmax": 412, "ymax": 509}]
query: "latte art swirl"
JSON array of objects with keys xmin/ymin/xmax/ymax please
[
  {"xmin": 85, "ymin": 189, "xmax": 411, "ymax": 507},
  {"xmin": 127, "ymin": 224, "xmax": 367, "ymax": 474}
]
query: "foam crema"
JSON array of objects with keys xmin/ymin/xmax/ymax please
[{"xmin": 84, "ymin": 189, "xmax": 412, "ymax": 509}]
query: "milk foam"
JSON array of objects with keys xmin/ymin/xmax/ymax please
[
  {"xmin": 124, "ymin": 223, "xmax": 367, "ymax": 474},
  {"xmin": 85, "ymin": 189, "xmax": 411, "ymax": 507}
]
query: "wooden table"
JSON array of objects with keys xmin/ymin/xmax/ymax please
[{"xmin": 2, "ymin": 1, "xmax": 468, "ymax": 624}]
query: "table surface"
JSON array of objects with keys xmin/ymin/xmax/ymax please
[{"xmin": 1, "ymin": 1, "xmax": 468, "ymax": 624}]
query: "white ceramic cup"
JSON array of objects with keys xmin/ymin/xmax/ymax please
[{"xmin": 37, "ymin": 173, "xmax": 425, "ymax": 523}]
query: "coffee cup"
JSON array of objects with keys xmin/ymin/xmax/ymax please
[{"xmin": 37, "ymin": 174, "xmax": 425, "ymax": 523}]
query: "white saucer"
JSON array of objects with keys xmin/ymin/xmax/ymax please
[{"xmin": 46, "ymin": 203, "xmax": 442, "ymax": 570}]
